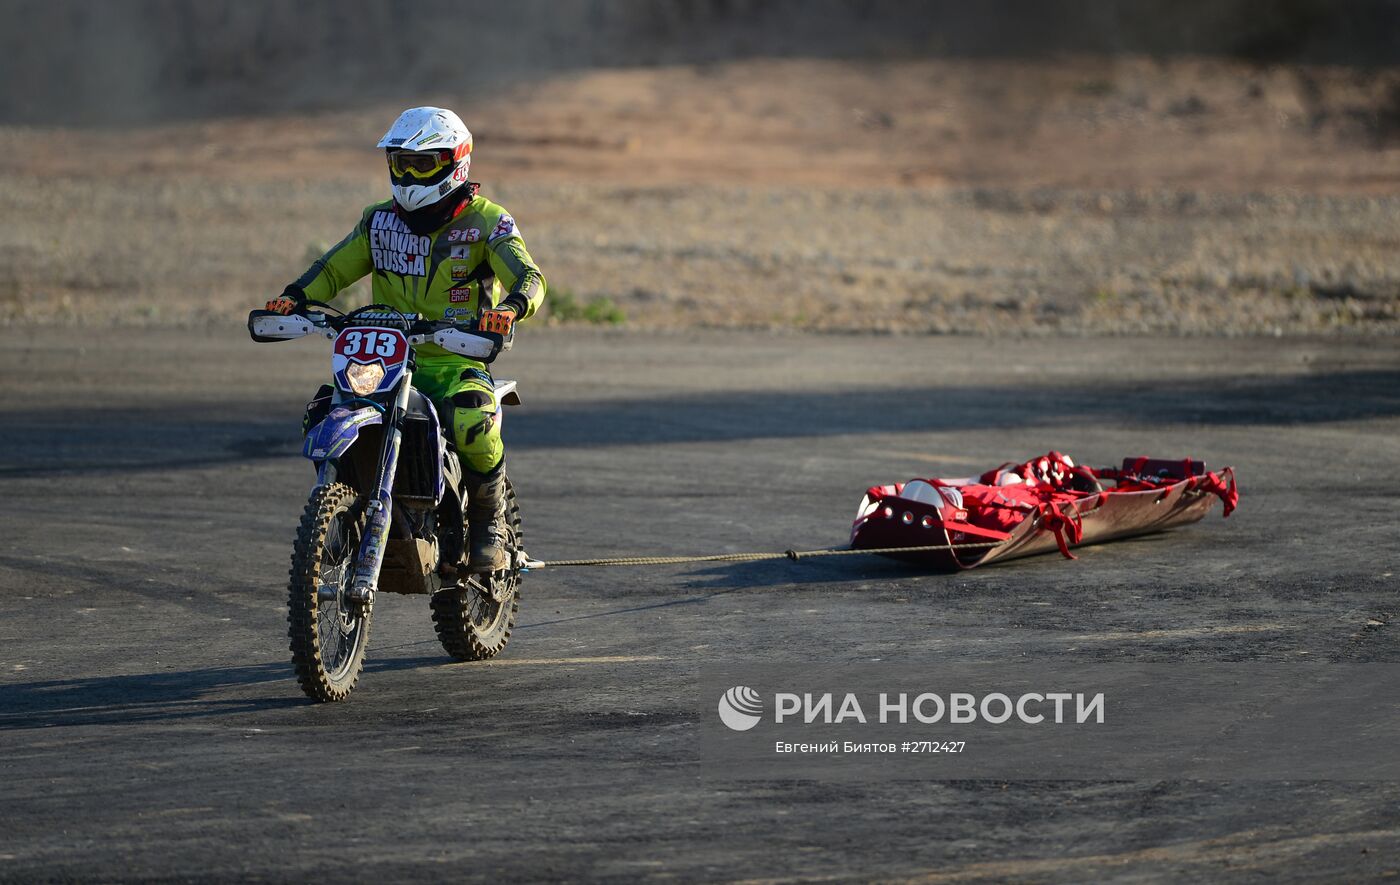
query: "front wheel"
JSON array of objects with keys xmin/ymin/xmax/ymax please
[
  {"xmin": 288, "ymin": 482, "xmax": 371, "ymax": 702},
  {"xmin": 431, "ymin": 476, "xmax": 522, "ymax": 661}
]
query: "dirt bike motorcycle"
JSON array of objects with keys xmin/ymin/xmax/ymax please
[{"xmin": 248, "ymin": 302, "xmax": 529, "ymax": 702}]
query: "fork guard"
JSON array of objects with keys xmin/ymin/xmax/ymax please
[{"xmin": 302, "ymin": 405, "xmax": 384, "ymax": 461}]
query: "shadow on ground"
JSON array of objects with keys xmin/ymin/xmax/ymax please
[
  {"xmin": 0, "ymin": 656, "xmax": 462, "ymax": 730},
  {"xmin": 3, "ymin": 369, "xmax": 1398, "ymax": 475},
  {"xmin": 506, "ymin": 369, "xmax": 1400, "ymax": 448}
]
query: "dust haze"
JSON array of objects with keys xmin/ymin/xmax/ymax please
[{"xmin": 5, "ymin": 0, "xmax": 1399, "ymax": 125}]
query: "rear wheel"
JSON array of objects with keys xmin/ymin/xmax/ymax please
[
  {"xmin": 288, "ymin": 482, "xmax": 371, "ymax": 701},
  {"xmin": 431, "ymin": 476, "xmax": 521, "ymax": 661}
]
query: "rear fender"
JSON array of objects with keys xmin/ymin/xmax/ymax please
[
  {"xmin": 303, "ymin": 405, "xmax": 383, "ymax": 461},
  {"xmin": 493, "ymin": 379, "xmax": 521, "ymax": 407}
]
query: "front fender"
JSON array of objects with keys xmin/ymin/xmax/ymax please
[{"xmin": 303, "ymin": 405, "xmax": 383, "ymax": 461}]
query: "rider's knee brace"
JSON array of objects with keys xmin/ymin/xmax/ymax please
[{"xmin": 447, "ymin": 390, "xmax": 504, "ymax": 473}]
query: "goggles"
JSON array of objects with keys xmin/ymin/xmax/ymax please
[{"xmin": 387, "ymin": 150, "xmax": 452, "ymax": 180}]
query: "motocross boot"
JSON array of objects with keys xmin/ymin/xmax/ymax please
[{"xmin": 463, "ymin": 463, "xmax": 510, "ymax": 574}]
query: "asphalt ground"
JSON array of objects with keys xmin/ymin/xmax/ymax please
[{"xmin": 1, "ymin": 326, "xmax": 1398, "ymax": 882}]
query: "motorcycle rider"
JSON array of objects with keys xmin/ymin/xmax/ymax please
[{"xmin": 266, "ymin": 106, "xmax": 545, "ymax": 573}]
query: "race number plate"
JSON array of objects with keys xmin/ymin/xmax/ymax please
[
  {"xmin": 331, "ymin": 327, "xmax": 409, "ymax": 394},
  {"xmin": 333, "ymin": 328, "xmax": 409, "ymax": 365}
]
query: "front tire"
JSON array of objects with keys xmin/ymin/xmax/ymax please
[
  {"xmin": 431, "ymin": 476, "xmax": 522, "ymax": 661},
  {"xmin": 288, "ymin": 482, "xmax": 371, "ymax": 702}
]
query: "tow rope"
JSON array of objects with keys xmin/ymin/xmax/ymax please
[{"xmin": 523, "ymin": 540, "xmax": 1006, "ymax": 569}]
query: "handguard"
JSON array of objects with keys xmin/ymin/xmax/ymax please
[
  {"xmin": 248, "ymin": 310, "xmax": 318, "ymax": 342},
  {"xmin": 428, "ymin": 326, "xmax": 513, "ymax": 363}
]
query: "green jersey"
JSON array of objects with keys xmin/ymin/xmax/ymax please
[{"xmin": 292, "ymin": 191, "xmax": 546, "ymax": 361}]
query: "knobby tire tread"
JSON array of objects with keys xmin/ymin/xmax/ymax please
[
  {"xmin": 288, "ymin": 482, "xmax": 370, "ymax": 702},
  {"xmin": 431, "ymin": 477, "xmax": 522, "ymax": 661}
]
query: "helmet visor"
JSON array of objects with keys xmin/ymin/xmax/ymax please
[{"xmin": 387, "ymin": 150, "xmax": 451, "ymax": 180}]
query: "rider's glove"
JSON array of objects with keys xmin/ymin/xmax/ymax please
[
  {"xmin": 479, "ymin": 300, "xmax": 522, "ymax": 335},
  {"xmin": 478, "ymin": 308, "xmax": 515, "ymax": 335},
  {"xmin": 265, "ymin": 286, "xmax": 306, "ymax": 316}
]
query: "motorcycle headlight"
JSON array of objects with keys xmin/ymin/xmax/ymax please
[{"xmin": 345, "ymin": 361, "xmax": 385, "ymax": 395}]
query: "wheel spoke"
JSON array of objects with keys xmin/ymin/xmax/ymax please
[
  {"xmin": 289, "ymin": 483, "xmax": 374, "ymax": 701},
  {"xmin": 314, "ymin": 500, "xmax": 361, "ymax": 675},
  {"xmin": 430, "ymin": 482, "xmax": 519, "ymax": 662}
]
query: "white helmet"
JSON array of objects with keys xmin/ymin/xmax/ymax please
[{"xmin": 377, "ymin": 107, "xmax": 473, "ymax": 213}]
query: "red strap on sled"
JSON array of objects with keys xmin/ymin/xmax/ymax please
[
  {"xmin": 1195, "ymin": 469, "xmax": 1239, "ymax": 518},
  {"xmin": 1039, "ymin": 501, "xmax": 1085, "ymax": 560}
]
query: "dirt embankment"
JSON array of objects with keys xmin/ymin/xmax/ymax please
[{"xmin": 1, "ymin": 56, "xmax": 1398, "ymax": 333}]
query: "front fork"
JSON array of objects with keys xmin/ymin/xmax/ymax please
[{"xmin": 343, "ymin": 373, "xmax": 412, "ymax": 611}]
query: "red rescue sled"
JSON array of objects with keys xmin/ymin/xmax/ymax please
[{"xmin": 850, "ymin": 452, "xmax": 1238, "ymax": 571}]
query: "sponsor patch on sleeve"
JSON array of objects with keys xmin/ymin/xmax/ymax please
[{"xmin": 488, "ymin": 214, "xmax": 518, "ymax": 242}]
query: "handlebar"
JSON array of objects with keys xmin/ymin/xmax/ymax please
[{"xmin": 248, "ymin": 305, "xmax": 513, "ymax": 362}]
